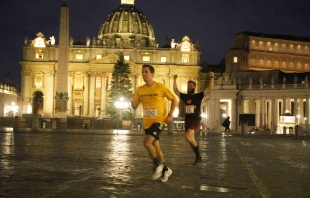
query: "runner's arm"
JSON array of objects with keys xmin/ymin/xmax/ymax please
[
  {"xmin": 173, "ymin": 75, "xmax": 180, "ymax": 97},
  {"xmin": 130, "ymin": 93, "xmax": 139, "ymax": 110},
  {"xmin": 203, "ymin": 72, "xmax": 214, "ymax": 96}
]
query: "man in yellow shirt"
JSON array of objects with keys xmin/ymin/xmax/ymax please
[{"xmin": 130, "ymin": 64, "xmax": 178, "ymax": 182}]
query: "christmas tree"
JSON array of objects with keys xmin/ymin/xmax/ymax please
[{"xmin": 107, "ymin": 53, "xmax": 133, "ymax": 120}]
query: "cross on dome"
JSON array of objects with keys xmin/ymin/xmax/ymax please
[{"xmin": 121, "ymin": 0, "xmax": 135, "ymax": 5}]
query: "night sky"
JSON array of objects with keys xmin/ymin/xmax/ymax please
[{"xmin": 1, "ymin": 0, "xmax": 309, "ymax": 89}]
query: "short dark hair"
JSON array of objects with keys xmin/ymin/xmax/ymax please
[
  {"xmin": 142, "ymin": 64, "xmax": 155, "ymax": 73},
  {"xmin": 188, "ymin": 80, "xmax": 196, "ymax": 86}
]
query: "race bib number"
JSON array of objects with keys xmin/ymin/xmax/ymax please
[
  {"xmin": 144, "ymin": 107, "xmax": 158, "ymax": 118},
  {"xmin": 185, "ymin": 105, "xmax": 195, "ymax": 114}
]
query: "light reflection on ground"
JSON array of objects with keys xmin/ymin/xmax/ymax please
[{"xmin": 200, "ymin": 185, "xmax": 230, "ymax": 192}]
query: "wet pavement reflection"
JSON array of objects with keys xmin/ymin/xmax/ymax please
[{"xmin": 0, "ymin": 131, "xmax": 309, "ymax": 197}]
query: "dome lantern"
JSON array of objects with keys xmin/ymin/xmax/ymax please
[{"xmin": 121, "ymin": 0, "xmax": 135, "ymax": 5}]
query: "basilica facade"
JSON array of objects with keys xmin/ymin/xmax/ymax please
[
  {"xmin": 19, "ymin": 0, "xmax": 310, "ymax": 134},
  {"xmin": 20, "ymin": 0, "xmax": 201, "ymax": 119}
]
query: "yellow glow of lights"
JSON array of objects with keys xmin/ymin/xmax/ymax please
[
  {"xmin": 124, "ymin": 55, "xmax": 130, "ymax": 60},
  {"xmin": 121, "ymin": 0, "xmax": 135, "ymax": 5},
  {"xmin": 115, "ymin": 97, "xmax": 129, "ymax": 109},
  {"xmin": 142, "ymin": 56, "xmax": 150, "ymax": 62},
  {"xmin": 181, "ymin": 85, "xmax": 187, "ymax": 92},
  {"xmin": 27, "ymin": 103, "xmax": 32, "ymax": 114}
]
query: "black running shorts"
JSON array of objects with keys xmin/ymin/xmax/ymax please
[{"xmin": 144, "ymin": 122, "xmax": 164, "ymax": 140}]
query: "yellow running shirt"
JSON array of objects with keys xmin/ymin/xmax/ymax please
[{"xmin": 133, "ymin": 81, "xmax": 175, "ymax": 129}]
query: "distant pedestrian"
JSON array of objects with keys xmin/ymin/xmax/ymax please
[
  {"xmin": 130, "ymin": 64, "xmax": 178, "ymax": 182},
  {"xmin": 173, "ymin": 72, "xmax": 214, "ymax": 165},
  {"xmin": 222, "ymin": 116, "xmax": 231, "ymax": 135}
]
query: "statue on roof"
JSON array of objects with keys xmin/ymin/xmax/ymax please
[
  {"xmin": 86, "ymin": 37, "xmax": 90, "ymax": 47},
  {"xmin": 50, "ymin": 36, "xmax": 55, "ymax": 46},
  {"xmin": 24, "ymin": 36, "xmax": 28, "ymax": 46},
  {"xmin": 170, "ymin": 39, "xmax": 178, "ymax": 49}
]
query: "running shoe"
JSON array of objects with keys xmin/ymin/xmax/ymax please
[
  {"xmin": 161, "ymin": 168, "xmax": 172, "ymax": 183},
  {"xmin": 152, "ymin": 164, "xmax": 164, "ymax": 180}
]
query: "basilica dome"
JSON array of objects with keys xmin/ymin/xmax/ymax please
[{"xmin": 98, "ymin": 0, "xmax": 156, "ymax": 48}]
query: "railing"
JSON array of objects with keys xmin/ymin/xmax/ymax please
[{"xmin": 0, "ymin": 117, "xmax": 185, "ymax": 132}]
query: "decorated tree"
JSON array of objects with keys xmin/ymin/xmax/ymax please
[{"xmin": 107, "ymin": 53, "xmax": 133, "ymax": 120}]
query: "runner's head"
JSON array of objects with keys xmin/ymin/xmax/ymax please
[
  {"xmin": 187, "ymin": 80, "xmax": 196, "ymax": 94},
  {"xmin": 142, "ymin": 64, "xmax": 155, "ymax": 83}
]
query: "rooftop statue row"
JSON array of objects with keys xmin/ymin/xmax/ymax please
[
  {"xmin": 170, "ymin": 36, "xmax": 199, "ymax": 52},
  {"xmin": 220, "ymin": 72, "xmax": 309, "ymax": 87},
  {"xmin": 0, "ymin": 83, "xmax": 18, "ymax": 93},
  {"xmin": 24, "ymin": 32, "xmax": 56, "ymax": 47},
  {"xmin": 24, "ymin": 33, "xmax": 199, "ymax": 51}
]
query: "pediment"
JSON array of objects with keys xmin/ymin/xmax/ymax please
[
  {"xmin": 90, "ymin": 54, "xmax": 119, "ymax": 64},
  {"xmin": 89, "ymin": 54, "xmax": 136, "ymax": 67}
]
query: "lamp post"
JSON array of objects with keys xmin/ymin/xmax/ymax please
[{"xmin": 114, "ymin": 97, "xmax": 129, "ymax": 129}]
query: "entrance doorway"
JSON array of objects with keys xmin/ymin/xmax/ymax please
[{"xmin": 33, "ymin": 91, "xmax": 44, "ymax": 114}]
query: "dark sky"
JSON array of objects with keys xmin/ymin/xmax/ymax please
[{"xmin": 1, "ymin": 0, "xmax": 309, "ymax": 89}]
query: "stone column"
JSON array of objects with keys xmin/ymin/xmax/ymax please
[
  {"xmin": 231, "ymin": 98, "xmax": 237, "ymax": 132},
  {"xmin": 306, "ymin": 98, "xmax": 310, "ymax": 124},
  {"xmin": 305, "ymin": 98, "xmax": 310, "ymax": 130},
  {"xmin": 294, "ymin": 98, "xmax": 298, "ymax": 117},
  {"xmin": 272, "ymin": 99, "xmax": 278, "ymax": 134},
  {"xmin": 260, "ymin": 99, "xmax": 265, "ymax": 128},
  {"xmin": 89, "ymin": 72, "xmax": 95, "ymax": 116},
  {"xmin": 287, "ymin": 98, "xmax": 292, "ymax": 113},
  {"xmin": 255, "ymin": 100, "xmax": 260, "ymax": 128},
  {"xmin": 23, "ymin": 71, "xmax": 32, "ymax": 113},
  {"xmin": 101, "ymin": 73, "xmax": 107, "ymax": 117},
  {"xmin": 206, "ymin": 98, "xmax": 215, "ymax": 130},
  {"xmin": 68, "ymin": 72, "xmax": 73, "ymax": 115},
  {"xmin": 249, "ymin": 99, "xmax": 255, "ymax": 113},
  {"xmin": 83, "ymin": 72, "xmax": 89, "ymax": 116},
  {"xmin": 300, "ymin": 99, "xmax": 304, "ymax": 124},
  {"xmin": 267, "ymin": 100, "xmax": 272, "ymax": 128},
  {"xmin": 55, "ymin": 4, "xmax": 69, "ymax": 118},
  {"xmin": 282, "ymin": 98, "xmax": 287, "ymax": 114},
  {"xmin": 44, "ymin": 71, "xmax": 55, "ymax": 117}
]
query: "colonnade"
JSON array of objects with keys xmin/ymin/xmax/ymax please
[{"xmin": 204, "ymin": 92, "xmax": 310, "ymax": 134}]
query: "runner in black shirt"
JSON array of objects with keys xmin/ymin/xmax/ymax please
[{"xmin": 173, "ymin": 72, "xmax": 214, "ymax": 165}]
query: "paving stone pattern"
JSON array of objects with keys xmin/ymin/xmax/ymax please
[{"xmin": 0, "ymin": 131, "xmax": 309, "ymax": 198}]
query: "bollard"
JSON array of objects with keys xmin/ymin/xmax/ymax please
[
  {"xmin": 283, "ymin": 126, "xmax": 287, "ymax": 135},
  {"xmin": 295, "ymin": 125, "xmax": 301, "ymax": 138},
  {"xmin": 295, "ymin": 125, "xmax": 302, "ymax": 138}
]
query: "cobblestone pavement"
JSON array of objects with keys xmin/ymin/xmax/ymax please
[{"xmin": 0, "ymin": 130, "xmax": 309, "ymax": 198}]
